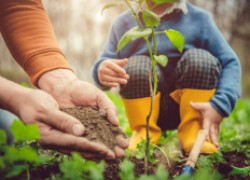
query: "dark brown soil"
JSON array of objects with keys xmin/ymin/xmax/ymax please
[
  {"xmin": 28, "ymin": 107, "xmax": 249, "ymax": 179},
  {"xmin": 29, "ymin": 148, "xmax": 250, "ymax": 180},
  {"xmin": 61, "ymin": 107, "xmax": 126, "ymax": 151},
  {"xmin": 104, "ymin": 157, "xmax": 157, "ymax": 180},
  {"xmin": 217, "ymin": 150, "xmax": 250, "ymax": 180}
]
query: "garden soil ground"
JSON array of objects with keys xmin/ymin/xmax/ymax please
[{"xmin": 30, "ymin": 107, "xmax": 249, "ymax": 180}]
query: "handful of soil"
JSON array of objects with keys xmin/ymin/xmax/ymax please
[{"xmin": 61, "ymin": 107, "xmax": 126, "ymax": 151}]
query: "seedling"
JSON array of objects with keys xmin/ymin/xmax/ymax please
[
  {"xmin": 0, "ymin": 120, "xmax": 41, "ymax": 178},
  {"xmin": 102, "ymin": 0, "xmax": 185, "ymax": 173}
]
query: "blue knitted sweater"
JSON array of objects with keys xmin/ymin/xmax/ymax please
[{"xmin": 92, "ymin": 2, "xmax": 241, "ymax": 117}]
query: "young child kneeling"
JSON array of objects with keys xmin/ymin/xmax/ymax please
[{"xmin": 92, "ymin": 0, "xmax": 241, "ymax": 154}]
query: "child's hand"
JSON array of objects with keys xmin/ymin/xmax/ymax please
[
  {"xmin": 190, "ymin": 102, "xmax": 223, "ymax": 148},
  {"xmin": 98, "ymin": 58, "xmax": 129, "ymax": 87}
]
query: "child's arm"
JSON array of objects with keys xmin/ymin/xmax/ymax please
[
  {"xmin": 97, "ymin": 58, "xmax": 129, "ymax": 87},
  {"xmin": 92, "ymin": 14, "xmax": 133, "ymax": 89},
  {"xmin": 93, "ymin": 25, "xmax": 121, "ymax": 89},
  {"xmin": 203, "ymin": 14, "xmax": 241, "ymax": 118}
]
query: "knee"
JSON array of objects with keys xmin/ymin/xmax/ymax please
[
  {"xmin": 175, "ymin": 49, "xmax": 222, "ymax": 89},
  {"xmin": 120, "ymin": 56, "xmax": 152, "ymax": 98},
  {"xmin": 124, "ymin": 55, "xmax": 152, "ymax": 81}
]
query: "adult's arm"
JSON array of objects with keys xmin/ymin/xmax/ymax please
[
  {"xmin": 92, "ymin": 22, "xmax": 121, "ymax": 89},
  {"xmin": 0, "ymin": 0, "xmax": 70, "ymax": 86},
  {"xmin": 0, "ymin": 76, "xmax": 117, "ymax": 159},
  {"xmin": 0, "ymin": 0, "xmax": 128, "ymax": 157}
]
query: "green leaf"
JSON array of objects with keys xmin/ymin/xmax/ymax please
[
  {"xmin": 101, "ymin": 1, "xmax": 124, "ymax": 15},
  {"xmin": 153, "ymin": 55, "xmax": 168, "ymax": 67},
  {"xmin": 142, "ymin": 9, "xmax": 160, "ymax": 27},
  {"xmin": 135, "ymin": 151, "xmax": 144, "ymax": 159},
  {"xmin": 119, "ymin": 159, "xmax": 135, "ymax": 180},
  {"xmin": 4, "ymin": 146, "xmax": 39, "ymax": 163},
  {"xmin": 0, "ymin": 158, "xmax": 5, "ymax": 169},
  {"xmin": 0, "ymin": 130, "xmax": 7, "ymax": 145},
  {"xmin": 173, "ymin": 174, "xmax": 191, "ymax": 180},
  {"xmin": 138, "ymin": 175, "xmax": 155, "ymax": 180},
  {"xmin": 87, "ymin": 161, "xmax": 105, "ymax": 180},
  {"xmin": 10, "ymin": 120, "xmax": 40, "ymax": 142},
  {"xmin": 165, "ymin": 29, "xmax": 185, "ymax": 53},
  {"xmin": 155, "ymin": 164, "xmax": 169, "ymax": 180},
  {"xmin": 230, "ymin": 166, "xmax": 250, "ymax": 176},
  {"xmin": 6, "ymin": 164, "xmax": 28, "ymax": 178},
  {"xmin": 153, "ymin": 0, "xmax": 180, "ymax": 5},
  {"xmin": 59, "ymin": 153, "xmax": 104, "ymax": 180},
  {"xmin": 197, "ymin": 155, "xmax": 212, "ymax": 169},
  {"xmin": 60, "ymin": 153, "xmax": 84, "ymax": 179},
  {"xmin": 194, "ymin": 168, "xmax": 212, "ymax": 180},
  {"xmin": 117, "ymin": 27, "xmax": 152, "ymax": 52}
]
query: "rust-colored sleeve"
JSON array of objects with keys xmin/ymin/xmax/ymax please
[{"xmin": 0, "ymin": 0, "xmax": 71, "ymax": 85}]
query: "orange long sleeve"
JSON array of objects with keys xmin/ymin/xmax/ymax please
[{"xmin": 0, "ymin": 0, "xmax": 71, "ymax": 85}]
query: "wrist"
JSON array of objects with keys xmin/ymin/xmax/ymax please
[
  {"xmin": 0, "ymin": 77, "xmax": 30, "ymax": 116},
  {"xmin": 38, "ymin": 69, "xmax": 77, "ymax": 94}
]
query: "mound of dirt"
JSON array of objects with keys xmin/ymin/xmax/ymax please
[{"xmin": 61, "ymin": 107, "xmax": 126, "ymax": 151}]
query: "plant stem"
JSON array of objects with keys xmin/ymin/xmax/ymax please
[
  {"xmin": 152, "ymin": 27, "xmax": 157, "ymax": 55},
  {"xmin": 155, "ymin": 31, "xmax": 165, "ymax": 35},
  {"xmin": 124, "ymin": 0, "xmax": 159, "ymax": 174},
  {"xmin": 26, "ymin": 168, "xmax": 30, "ymax": 180},
  {"xmin": 152, "ymin": 144, "xmax": 171, "ymax": 168},
  {"xmin": 151, "ymin": 27, "xmax": 158, "ymax": 94},
  {"xmin": 144, "ymin": 31, "xmax": 158, "ymax": 175},
  {"xmin": 144, "ymin": 39, "xmax": 153, "ymax": 175},
  {"xmin": 124, "ymin": 0, "xmax": 143, "ymax": 28},
  {"xmin": 144, "ymin": 71, "xmax": 154, "ymax": 175}
]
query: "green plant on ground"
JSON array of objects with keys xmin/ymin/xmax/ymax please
[
  {"xmin": 119, "ymin": 159, "xmax": 169, "ymax": 180},
  {"xmin": 102, "ymin": 0, "xmax": 185, "ymax": 173},
  {"xmin": 220, "ymin": 99, "xmax": 250, "ymax": 159},
  {"xmin": 0, "ymin": 120, "xmax": 104, "ymax": 180},
  {"xmin": 0, "ymin": 120, "xmax": 42, "ymax": 178},
  {"xmin": 135, "ymin": 139, "xmax": 158, "ymax": 164},
  {"xmin": 59, "ymin": 153, "xmax": 105, "ymax": 180},
  {"xmin": 0, "ymin": 95, "xmax": 249, "ymax": 179},
  {"xmin": 109, "ymin": 92, "xmax": 250, "ymax": 179}
]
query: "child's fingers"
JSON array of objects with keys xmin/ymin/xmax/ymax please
[
  {"xmin": 102, "ymin": 74, "xmax": 128, "ymax": 85},
  {"xmin": 106, "ymin": 61, "xmax": 127, "ymax": 75},
  {"xmin": 114, "ymin": 58, "xmax": 128, "ymax": 67},
  {"xmin": 101, "ymin": 81, "xmax": 119, "ymax": 87},
  {"xmin": 120, "ymin": 73, "xmax": 129, "ymax": 79},
  {"xmin": 99, "ymin": 66, "xmax": 119, "ymax": 77}
]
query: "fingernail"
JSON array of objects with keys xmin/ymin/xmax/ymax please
[{"xmin": 72, "ymin": 124, "xmax": 84, "ymax": 136}]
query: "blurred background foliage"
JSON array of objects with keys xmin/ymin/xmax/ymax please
[{"xmin": 0, "ymin": 0, "xmax": 249, "ymax": 98}]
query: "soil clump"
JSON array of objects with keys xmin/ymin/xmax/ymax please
[{"xmin": 61, "ymin": 107, "xmax": 126, "ymax": 151}]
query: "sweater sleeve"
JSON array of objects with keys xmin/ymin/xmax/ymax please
[
  {"xmin": 0, "ymin": 0, "xmax": 71, "ymax": 86},
  {"xmin": 202, "ymin": 14, "xmax": 241, "ymax": 117}
]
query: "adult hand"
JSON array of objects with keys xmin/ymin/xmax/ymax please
[
  {"xmin": 190, "ymin": 102, "xmax": 223, "ymax": 147},
  {"xmin": 98, "ymin": 58, "xmax": 129, "ymax": 87},
  {"xmin": 9, "ymin": 87, "xmax": 117, "ymax": 159},
  {"xmin": 38, "ymin": 69, "xmax": 128, "ymax": 157}
]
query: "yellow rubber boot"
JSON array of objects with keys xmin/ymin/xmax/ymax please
[
  {"xmin": 122, "ymin": 93, "xmax": 162, "ymax": 150},
  {"xmin": 170, "ymin": 89, "xmax": 218, "ymax": 154}
]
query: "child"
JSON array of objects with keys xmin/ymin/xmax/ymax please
[{"xmin": 92, "ymin": 0, "xmax": 241, "ymax": 153}]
